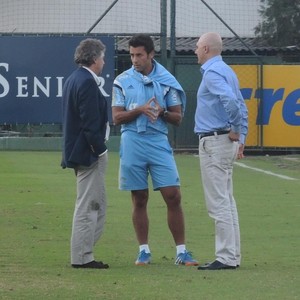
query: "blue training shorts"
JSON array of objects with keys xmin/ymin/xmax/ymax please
[{"xmin": 118, "ymin": 131, "xmax": 180, "ymax": 191}]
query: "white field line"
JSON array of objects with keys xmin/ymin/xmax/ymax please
[{"xmin": 234, "ymin": 162, "xmax": 298, "ymax": 181}]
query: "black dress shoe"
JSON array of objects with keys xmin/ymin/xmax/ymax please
[
  {"xmin": 197, "ymin": 260, "xmax": 236, "ymax": 270},
  {"xmin": 72, "ymin": 260, "xmax": 109, "ymax": 269}
]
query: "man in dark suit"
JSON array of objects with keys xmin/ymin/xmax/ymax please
[{"xmin": 61, "ymin": 38, "xmax": 109, "ymax": 269}]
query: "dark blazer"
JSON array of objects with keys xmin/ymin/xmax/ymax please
[{"xmin": 61, "ymin": 67, "xmax": 108, "ymax": 169}]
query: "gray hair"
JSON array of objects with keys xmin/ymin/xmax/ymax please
[{"xmin": 74, "ymin": 38, "xmax": 106, "ymax": 67}]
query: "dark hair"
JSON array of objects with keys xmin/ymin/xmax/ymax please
[
  {"xmin": 128, "ymin": 34, "xmax": 154, "ymax": 54},
  {"xmin": 74, "ymin": 38, "xmax": 106, "ymax": 67}
]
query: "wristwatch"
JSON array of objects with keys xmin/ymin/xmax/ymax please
[{"xmin": 163, "ymin": 109, "xmax": 168, "ymax": 117}]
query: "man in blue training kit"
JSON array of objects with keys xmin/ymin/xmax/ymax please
[{"xmin": 112, "ymin": 34, "xmax": 198, "ymax": 266}]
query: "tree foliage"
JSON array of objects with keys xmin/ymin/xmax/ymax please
[{"xmin": 254, "ymin": 0, "xmax": 300, "ymax": 47}]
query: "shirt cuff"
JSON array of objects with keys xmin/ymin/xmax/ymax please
[{"xmin": 239, "ymin": 134, "xmax": 246, "ymax": 145}]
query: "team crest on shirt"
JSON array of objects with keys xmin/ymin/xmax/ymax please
[{"xmin": 129, "ymin": 103, "xmax": 138, "ymax": 110}]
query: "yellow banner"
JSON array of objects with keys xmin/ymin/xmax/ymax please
[{"xmin": 232, "ymin": 65, "xmax": 300, "ymax": 147}]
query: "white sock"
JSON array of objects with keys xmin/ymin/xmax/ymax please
[
  {"xmin": 139, "ymin": 244, "xmax": 150, "ymax": 253},
  {"xmin": 176, "ymin": 244, "xmax": 186, "ymax": 255}
]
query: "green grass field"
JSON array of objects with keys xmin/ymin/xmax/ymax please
[{"xmin": 0, "ymin": 151, "xmax": 299, "ymax": 299}]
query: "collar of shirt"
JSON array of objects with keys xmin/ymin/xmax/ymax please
[
  {"xmin": 200, "ymin": 55, "xmax": 223, "ymax": 74},
  {"xmin": 82, "ymin": 66, "xmax": 101, "ymax": 85}
]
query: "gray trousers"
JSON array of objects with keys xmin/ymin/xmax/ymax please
[
  {"xmin": 71, "ymin": 152, "xmax": 108, "ymax": 265},
  {"xmin": 198, "ymin": 134, "xmax": 240, "ymax": 266}
]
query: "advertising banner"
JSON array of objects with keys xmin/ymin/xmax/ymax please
[
  {"xmin": 0, "ymin": 35, "xmax": 114, "ymax": 123},
  {"xmin": 233, "ymin": 65, "xmax": 300, "ymax": 148}
]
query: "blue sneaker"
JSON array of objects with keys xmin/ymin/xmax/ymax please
[
  {"xmin": 135, "ymin": 250, "xmax": 151, "ymax": 265},
  {"xmin": 175, "ymin": 250, "xmax": 199, "ymax": 266}
]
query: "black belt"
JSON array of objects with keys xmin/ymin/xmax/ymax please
[{"xmin": 199, "ymin": 130, "xmax": 230, "ymax": 139}]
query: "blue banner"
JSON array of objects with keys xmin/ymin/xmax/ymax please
[{"xmin": 0, "ymin": 35, "xmax": 115, "ymax": 123}]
